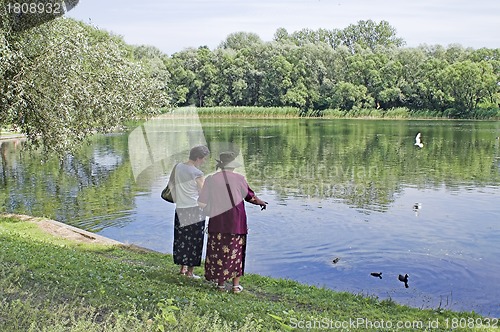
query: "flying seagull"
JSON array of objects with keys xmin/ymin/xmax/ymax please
[
  {"xmin": 415, "ymin": 133, "xmax": 424, "ymax": 148},
  {"xmin": 414, "ymin": 133, "xmax": 423, "ymax": 148}
]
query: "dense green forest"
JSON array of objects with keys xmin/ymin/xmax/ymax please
[
  {"xmin": 1, "ymin": 1, "xmax": 499, "ymax": 153},
  {"xmin": 164, "ymin": 25, "xmax": 499, "ymax": 118}
]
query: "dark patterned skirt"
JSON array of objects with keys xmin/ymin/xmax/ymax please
[
  {"xmin": 204, "ymin": 233, "xmax": 247, "ymax": 284},
  {"xmin": 173, "ymin": 206, "xmax": 205, "ymax": 267}
]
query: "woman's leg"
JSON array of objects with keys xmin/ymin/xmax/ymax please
[
  {"xmin": 232, "ymin": 276, "xmax": 243, "ymax": 293},
  {"xmin": 186, "ymin": 266, "xmax": 200, "ymax": 278}
]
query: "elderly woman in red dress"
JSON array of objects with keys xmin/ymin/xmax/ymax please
[{"xmin": 198, "ymin": 151, "xmax": 267, "ymax": 293}]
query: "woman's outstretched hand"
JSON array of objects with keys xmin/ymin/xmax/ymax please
[{"xmin": 251, "ymin": 196, "xmax": 268, "ymax": 210}]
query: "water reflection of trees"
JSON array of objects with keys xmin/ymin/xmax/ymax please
[
  {"xmin": 1, "ymin": 119, "xmax": 499, "ymax": 227},
  {"xmin": 202, "ymin": 119, "xmax": 500, "ymax": 211},
  {"xmin": 0, "ymin": 135, "xmax": 137, "ymax": 231}
]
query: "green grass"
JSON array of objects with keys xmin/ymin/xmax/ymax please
[
  {"xmin": 164, "ymin": 106, "xmax": 500, "ymax": 120},
  {"xmin": 195, "ymin": 106, "xmax": 302, "ymax": 118},
  {"xmin": 0, "ymin": 215, "xmax": 496, "ymax": 331},
  {"xmin": 0, "ymin": 126, "xmax": 23, "ymax": 138}
]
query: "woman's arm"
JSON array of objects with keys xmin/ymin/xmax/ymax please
[
  {"xmin": 249, "ymin": 196, "xmax": 268, "ymax": 210},
  {"xmin": 197, "ymin": 175, "xmax": 208, "ymax": 209},
  {"xmin": 195, "ymin": 176, "xmax": 204, "ymax": 193}
]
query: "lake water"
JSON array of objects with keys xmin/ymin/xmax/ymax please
[{"xmin": 1, "ymin": 115, "xmax": 499, "ymax": 317}]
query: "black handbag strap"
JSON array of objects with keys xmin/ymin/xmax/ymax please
[{"xmin": 221, "ymin": 170, "xmax": 235, "ymax": 208}]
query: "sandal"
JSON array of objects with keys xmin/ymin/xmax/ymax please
[
  {"xmin": 217, "ymin": 285, "xmax": 226, "ymax": 292},
  {"xmin": 232, "ymin": 285, "xmax": 243, "ymax": 294}
]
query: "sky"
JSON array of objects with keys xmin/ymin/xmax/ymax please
[{"xmin": 65, "ymin": 0, "xmax": 500, "ymax": 55}]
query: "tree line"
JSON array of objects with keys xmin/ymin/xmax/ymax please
[{"xmin": 163, "ymin": 21, "xmax": 499, "ymax": 119}]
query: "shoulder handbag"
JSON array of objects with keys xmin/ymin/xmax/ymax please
[{"xmin": 161, "ymin": 164, "xmax": 178, "ymax": 203}]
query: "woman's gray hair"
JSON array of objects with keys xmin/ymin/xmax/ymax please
[{"xmin": 189, "ymin": 145, "xmax": 210, "ymax": 161}]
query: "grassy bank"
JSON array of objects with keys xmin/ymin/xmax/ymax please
[
  {"xmin": 0, "ymin": 215, "xmax": 495, "ymax": 331},
  {"xmin": 179, "ymin": 106, "xmax": 500, "ymax": 120},
  {"xmin": 0, "ymin": 126, "xmax": 23, "ymax": 139},
  {"xmin": 195, "ymin": 106, "xmax": 301, "ymax": 118}
]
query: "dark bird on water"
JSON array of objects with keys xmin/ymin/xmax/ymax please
[
  {"xmin": 332, "ymin": 257, "xmax": 340, "ymax": 264},
  {"xmin": 398, "ymin": 274, "xmax": 409, "ymax": 288},
  {"xmin": 370, "ymin": 272, "xmax": 383, "ymax": 279}
]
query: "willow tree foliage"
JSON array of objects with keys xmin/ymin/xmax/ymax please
[{"xmin": 1, "ymin": 2, "xmax": 169, "ymax": 153}]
